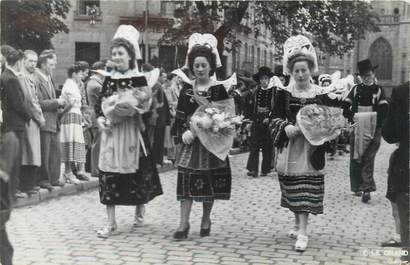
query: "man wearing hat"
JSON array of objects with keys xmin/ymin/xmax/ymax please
[
  {"xmin": 345, "ymin": 59, "xmax": 388, "ymax": 203},
  {"xmin": 245, "ymin": 66, "xmax": 275, "ymax": 178}
]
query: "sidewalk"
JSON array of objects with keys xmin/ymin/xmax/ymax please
[
  {"xmin": 14, "ymin": 163, "xmax": 175, "ymax": 208},
  {"xmin": 14, "ymin": 147, "xmax": 246, "ymax": 208}
]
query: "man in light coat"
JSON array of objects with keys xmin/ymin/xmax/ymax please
[
  {"xmin": 33, "ymin": 50, "xmax": 66, "ymax": 190},
  {"xmin": 19, "ymin": 50, "xmax": 45, "ymax": 195}
]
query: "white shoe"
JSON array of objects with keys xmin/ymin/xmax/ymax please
[
  {"xmin": 287, "ymin": 229, "xmax": 298, "ymax": 239},
  {"xmin": 134, "ymin": 205, "xmax": 145, "ymax": 227},
  {"xmin": 294, "ymin": 234, "xmax": 308, "ymax": 252},
  {"xmin": 64, "ymin": 173, "xmax": 81, "ymax": 185},
  {"xmin": 97, "ymin": 223, "xmax": 118, "ymax": 238}
]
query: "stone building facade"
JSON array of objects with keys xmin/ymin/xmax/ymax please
[
  {"xmin": 321, "ymin": 0, "xmax": 409, "ymax": 93},
  {"xmin": 51, "ymin": 0, "xmax": 276, "ymax": 85}
]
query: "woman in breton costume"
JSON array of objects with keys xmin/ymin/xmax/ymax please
[
  {"xmin": 270, "ymin": 35, "xmax": 353, "ymax": 251},
  {"xmin": 94, "ymin": 25, "xmax": 163, "ymax": 238},
  {"xmin": 172, "ymin": 33, "xmax": 236, "ymax": 240}
]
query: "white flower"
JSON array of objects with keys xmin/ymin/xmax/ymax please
[
  {"xmin": 213, "ymin": 113, "xmax": 225, "ymax": 123},
  {"xmin": 199, "ymin": 115, "xmax": 213, "ymax": 129}
]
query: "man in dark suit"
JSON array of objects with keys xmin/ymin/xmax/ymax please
[
  {"xmin": 382, "ymin": 82, "xmax": 409, "ymax": 264},
  {"xmin": 0, "ymin": 48, "xmax": 32, "ymax": 198},
  {"xmin": 345, "ymin": 59, "xmax": 388, "ymax": 203},
  {"xmin": 245, "ymin": 67, "xmax": 275, "ymax": 177},
  {"xmin": 33, "ymin": 51, "xmax": 66, "ymax": 189}
]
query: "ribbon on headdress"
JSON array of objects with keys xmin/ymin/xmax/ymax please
[
  {"xmin": 184, "ymin": 33, "xmax": 222, "ymax": 69},
  {"xmin": 283, "ymin": 35, "xmax": 318, "ymax": 75}
]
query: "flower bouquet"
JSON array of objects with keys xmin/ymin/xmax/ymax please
[
  {"xmin": 190, "ymin": 98, "xmax": 243, "ymax": 160},
  {"xmin": 296, "ymin": 104, "xmax": 347, "ymax": 146},
  {"xmin": 101, "ymin": 85, "xmax": 152, "ymax": 124}
]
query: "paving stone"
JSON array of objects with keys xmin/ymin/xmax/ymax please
[{"xmin": 8, "ymin": 142, "xmax": 400, "ymax": 265}]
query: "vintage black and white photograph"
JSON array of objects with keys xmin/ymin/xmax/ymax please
[{"xmin": 0, "ymin": 0, "xmax": 409, "ymax": 264}]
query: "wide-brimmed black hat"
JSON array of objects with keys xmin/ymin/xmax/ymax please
[
  {"xmin": 252, "ymin": 66, "xmax": 274, "ymax": 83},
  {"xmin": 356, "ymin": 59, "xmax": 378, "ymax": 75}
]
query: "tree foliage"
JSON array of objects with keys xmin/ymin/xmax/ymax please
[
  {"xmin": 160, "ymin": 1, "xmax": 380, "ymax": 58},
  {"xmin": 1, "ymin": 0, "xmax": 71, "ymax": 52}
]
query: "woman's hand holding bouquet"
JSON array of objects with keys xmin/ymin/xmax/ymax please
[
  {"xmin": 182, "ymin": 130, "xmax": 195, "ymax": 145},
  {"xmin": 102, "ymin": 86, "xmax": 151, "ymax": 124},
  {"xmin": 189, "ymin": 100, "xmax": 243, "ymax": 160},
  {"xmin": 296, "ymin": 104, "xmax": 347, "ymax": 146}
]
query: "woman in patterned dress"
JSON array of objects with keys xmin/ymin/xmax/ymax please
[
  {"xmin": 172, "ymin": 39, "xmax": 232, "ymax": 240},
  {"xmin": 95, "ymin": 34, "xmax": 163, "ymax": 238},
  {"xmin": 59, "ymin": 63, "xmax": 87, "ymax": 185},
  {"xmin": 270, "ymin": 35, "xmax": 352, "ymax": 251}
]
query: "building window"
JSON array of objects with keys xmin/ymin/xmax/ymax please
[
  {"xmin": 368, "ymin": 37, "xmax": 393, "ymax": 80},
  {"xmin": 403, "ymin": 53, "xmax": 407, "ymax": 58},
  {"xmin": 251, "ymin": 46, "xmax": 255, "ymax": 71},
  {"xmin": 257, "ymin": 47, "xmax": 260, "ymax": 69},
  {"xmin": 160, "ymin": 1, "xmax": 167, "ymax": 15},
  {"xmin": 263, "ymin": 49, "xmax": 267, "ymax": 67},
  {"xmin": 236, "ymin": 47, "xmax": 241, "ymax": 70},
  {"xmin": 394, "ymin": 8, "xmax": 399, "ymax": 15},
  {"xmin": 77, "ymin": 0, "xmax": 100, "ymax": 16},
  {"xmin": 75, "ymin": 42, "xmax": 100, "ymax": 66},
  {"xmin": 401, "ymin": 70, "xmax": 407, "ymax": 83},
  {"xmin": 270, "ymin": 51, "xmax": 274, "ymax": 69},
  {"xmin": 244, "ymin": 43, "xmax": 248, "ymax": 61}
]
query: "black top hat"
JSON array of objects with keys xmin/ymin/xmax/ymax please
[
  {"xmin": 252, "ymin": 66, "xmax": 274, "ymax": 83},
  {"xmin": 356, "ymin": 59, "xmax": 378, "ymax": 75}
]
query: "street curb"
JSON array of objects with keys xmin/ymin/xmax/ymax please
[
  {"xmin": 14, "ymin": 150, "xmax": 249, "ymax": 209},
  {"xmin": 14, "ymin": 164, "xmax": 176, "ymax": 208}
]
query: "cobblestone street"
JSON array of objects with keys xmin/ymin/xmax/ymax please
[{"xmin": 7, "ymin": 141, "xmax": 401, "ymax": 265}]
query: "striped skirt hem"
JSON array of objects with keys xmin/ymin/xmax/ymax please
[
  {"xmin": 278, "ymin": 174, "xmax": 324, "ymax": 215},
  {"xmin": 61, "ymin": 141, "xmax": 86, "ymax": 163}
]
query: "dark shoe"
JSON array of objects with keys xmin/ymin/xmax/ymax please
[
  {"xmin": 76, "ymin": 172, "xmax": 90, "ymax": 181},
  {"xmin": 260, "ymin": 171, "xmax": 270, "ymax": 176},
  {"xmin": 353, "ymin": 191, "xmax": 362, "ymax": 197},
  {"xmin": 27, "ymin": 189, "xmax": 39, "ymax": 196},
  {"xmin": 362, "ymin": 192, "xmax": 371, "ymax": 203},
  {"xmin": 40, "ymin": 183, "xmax": 55, "ymax": 191},
  {"xmin": 200, "ymin": 222, "xmax": 211, "ymax": 237},
  {"xmin": 51, "ymin": 181, "xmax": 65, "ymax": 187},
  {"xmin": 381, "ymin": 238, "xmax": 401, "ymax": 247},
  {"xmin": 247, "ymin": 171, "xmax": 256, "ymax": 176},
  {"xmin": 173, "ymin": 224, "xmax": 190, "ymax": 240}
]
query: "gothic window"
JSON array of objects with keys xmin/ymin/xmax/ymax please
[
  {"xmin": 368, "ymin": 37, "xmax": 393, "ymax": 80},
  {"xmin": 244, "ymin": 43, "xmax": 248, "ymax": 61}
]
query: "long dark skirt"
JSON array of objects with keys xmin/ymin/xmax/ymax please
[
  {"xmin": 278, "ymin": 174, "xmax": 324, "ymax": 215},
  {"xmin": 99, "ymin": 154, "xmax": 163, "ymax": 206},
  {"xmin": 177, "ymin": 163, "xmax": 231, "ymax": 203}
]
